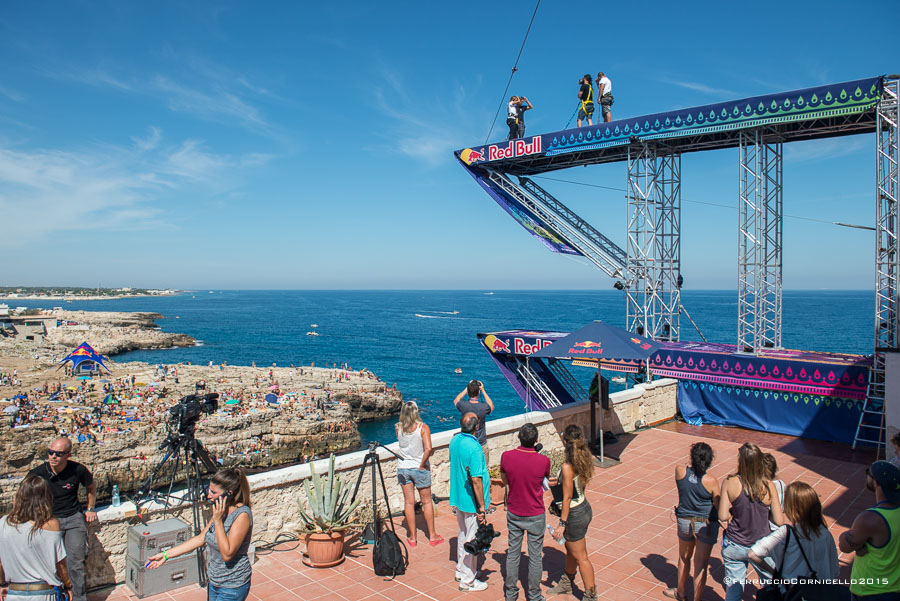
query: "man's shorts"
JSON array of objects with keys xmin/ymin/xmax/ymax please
[
  {"xmin": 577, "ymin": 102, "xmax": 594, "ymax": 120},
  {"xmin": 676, "ymin": 516, "xmax": 719, "ymax": 545},
  {"xmin": 398, "ymin": 468, "xmax": 432, "ymax": 488}
]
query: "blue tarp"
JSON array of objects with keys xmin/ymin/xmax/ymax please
[{"xmin": 676, "ymin": 379, "xmax": 863, "ymax": 445}]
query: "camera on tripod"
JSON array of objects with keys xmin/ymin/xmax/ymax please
[
  {"xmin": 464, "ymin": 521, "xmax": 500, "ymax": 555},
  {"xmin": 167, "ymin": 393, "xmax": 219, "ymax": 433}
]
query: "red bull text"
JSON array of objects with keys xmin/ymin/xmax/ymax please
[{"xmin": 487, "ymin": 137, "xmax": 542, "ymax": 161}]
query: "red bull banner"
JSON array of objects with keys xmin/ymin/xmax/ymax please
[
  {"xmin": 479, "ymin": 331, "xmax": 569, "ymax": 356},
  {"xmin": 457, "ymin": 159, "xmax": 583, "ymax": 256}
]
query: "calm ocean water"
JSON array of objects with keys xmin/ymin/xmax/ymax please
[{"xmin": 13, "ymin": 290, "xmax": 873, "ymax": 447}]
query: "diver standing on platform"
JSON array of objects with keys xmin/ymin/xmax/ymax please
[
  {"xmin": 577, "ymin": 74, "xmax": 594, "ymax": 127},
  {"xmin": 507, "ymin": 96, "xmax": 533, "ymax": 140},
  {"xmin": 596, "ymin": 72, "xmax": 613, "ymax": 122}
]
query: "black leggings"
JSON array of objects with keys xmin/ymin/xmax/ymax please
[{"xmin": 507, "ymin": 118, "xmax": 518, "ymax": 140}]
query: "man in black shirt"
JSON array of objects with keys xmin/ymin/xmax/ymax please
[
  {"xmin": 577, "ymin": 74, "xmax": 594, "ymax": 127},
  {"xmin": 27, "ymin": 437, "xmax": 97, "ymax": 601}
]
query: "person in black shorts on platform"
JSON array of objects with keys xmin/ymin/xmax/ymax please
[{"xmin": 27, "ymin": 437, "xmax": 96, "ymax": 601}]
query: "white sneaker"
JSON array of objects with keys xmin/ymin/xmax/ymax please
[{"xmin": 459, "ymin": 579, "xmax": 488, "ymax": 592}]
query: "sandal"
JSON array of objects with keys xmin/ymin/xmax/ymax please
[
  {"xmin": 407, "ymin": 538, "xmax": 417, "ymax": 547},
  {"xmin": 663, "ymin": 587, "xmax": 685, "ymax": 601},
  {"xmin": 428, "ymin": 535, "xmax": 445, "ymax": 547}
]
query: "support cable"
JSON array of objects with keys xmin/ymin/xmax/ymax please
[
  {"xmin": 531, "ymin": 174, "xmax": 874, "ymax": 230},
  {"xmin": 484, "ymin": 0, "xmax": 541, "ymax": 144}
]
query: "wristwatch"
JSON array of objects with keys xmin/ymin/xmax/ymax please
[{"xmin": 559, "ymin": 519, "xmax": 568, "ymax": 526}]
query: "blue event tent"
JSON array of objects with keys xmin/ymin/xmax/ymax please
[{"xmin": 57, "ymin": 342, "xmax": 111, "ymax": 374}]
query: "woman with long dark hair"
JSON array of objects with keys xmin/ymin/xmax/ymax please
[
  {"xmin": 718, "ymin": 443, "xmax": 784, "ymax": 601},
  {"xmin": 395, "ymin": 401, "xmax": 441, "ymax": 546},
  {"xmin": 0, "ymin": 475, "xmax": 72, "ymax": 601},
  {"xmin": 546, "ymin": 424, "xmax": 596, "ymax": 601},
  {"xmin": 148, "ymin": 468, "xmax": 253, "ymax": 601},
  {"xmin": 665, "ymin": 442, "xmax": 720, "ymax": 601}
]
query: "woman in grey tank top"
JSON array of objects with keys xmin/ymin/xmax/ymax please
[
  {"xmin": 147, "ymin": 469, "xmax": 253, "ymax": 601},
  {"xmin": 665, "ymin": 442, "xmax": 720, "ymax": 601}
]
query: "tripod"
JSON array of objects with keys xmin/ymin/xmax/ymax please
[
  {"xmin": 133, "ymin": 418, "xmax": 218, "ymax": 586},
  {"xmin": 349, "ymin": 441, "xmax": 400, "ymax": 544}
]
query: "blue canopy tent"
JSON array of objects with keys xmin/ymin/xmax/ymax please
[
  {"xmin": 57, "ymin": 342, "xmax": 111, "ymax": 375},
  {"xmin": 532, "ymin": 321, "xmax": 661, "ymax": 462}
]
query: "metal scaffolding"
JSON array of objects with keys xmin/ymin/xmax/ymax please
[
  {"xmin": 484, "ymin": 171, "xmax": 628, "ymax": 279},
  {"xmin": 626, "ymin": 142, "xmax": 682, "ymax": 342},
  {"xmin": 857, "ymin": 76, "xmax": 900, "ymax": 449},
  {"xmin": 738, "ymin": 129, "xmax": 783, "ymax": 352}
]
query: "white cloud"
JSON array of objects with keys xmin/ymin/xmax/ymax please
[
  {"xmin": 658, "ymin": 76, "xmax": 737, "ymax": 98},
  {"xmin": 0, "ymin": 136, "xmax": 275, "ymax": 248},
  {"xmin": 132, "ymin": 126, "xmax": 162, "ymax": 151},
  {"xmin": 0, "ymin": 85, "xmax": 25, "ymax": 102}
]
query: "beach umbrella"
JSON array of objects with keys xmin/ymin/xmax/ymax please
[
  {"xmin": 77, "ymin": 376, "xmax": 92, "ymax": 380},
  {"xmin": 269, "ymin": 385, "xmax": 279, "ymax": 390},
  {"xmin": 265, "ymin": 393, "xmax": 279, "ymax": 405},
  {"xmin": 12, "ymin": 394, "xmax": 27, "ymax": 400},
  {"xmin": 531, "ymin": 320, "xmax": 661, "ymax": 462},
  {"xmin": 225, "ymin": 399, "xmax": 240, "ymax": 406}
]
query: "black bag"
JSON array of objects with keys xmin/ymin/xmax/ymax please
[
  {"xmin": 548, "ymin": 477, "xmax": 581, "ymax": 517},
  {"xmin": 755, "ymin": 527, "xmax": 849, "ymax": 601},
  {"xmin": 372, "ymin": 527, "xmax": 408, "ymax": 578}
]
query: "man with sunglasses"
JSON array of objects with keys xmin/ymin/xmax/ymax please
[
  {"xmin": 839, "ymin": 460, "xmax": 900, "ymax": 600},
  {"xmin": 27, "ymin": 437, "xmax": 97, "ymax": 601}
]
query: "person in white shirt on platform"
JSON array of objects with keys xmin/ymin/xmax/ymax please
[{"xmin": 596, "ymin": 72, "xmax": 613, "ymax": 122}]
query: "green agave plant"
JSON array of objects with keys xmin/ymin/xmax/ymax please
[{"xmin": 297, "ymin": 454, "xmax": 362, "ymax": 533}]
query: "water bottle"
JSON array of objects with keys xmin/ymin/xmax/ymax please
[
  {"xmin": 547, "ymin": 524, "xmax": 564, "ymax": 545},
  {"xmin": 111, "ymin": 485, "xmax": 121, "ymax": 508}
]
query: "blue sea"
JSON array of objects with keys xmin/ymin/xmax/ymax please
[{"xmin": 13, "ymin": 290, "xmax": 872, "ymax": 448}]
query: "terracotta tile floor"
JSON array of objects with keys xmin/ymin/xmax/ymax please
[{"xmin": 88, "ymin": 423, "xmax": 879, "ymax": 601}]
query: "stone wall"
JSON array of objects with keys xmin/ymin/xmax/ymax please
[{"xmin": 84, "ymin": 379, "xmax": 677, "ymax": 588}]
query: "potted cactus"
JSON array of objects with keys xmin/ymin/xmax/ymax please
[{"xmin": 297, "ymin": 454, "xmax": 362, "ymax": 567}]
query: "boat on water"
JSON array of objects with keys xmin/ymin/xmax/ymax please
[
  {"xmin": 306, "ymin": 331, "xmax": 319, "ymax": 336},
  {"xmin": 310, "ymin": 324, "xmax": 318, "ymax": 328},
  {"xmin": 454, "ymin": 368, "xmax": 462, "ymax": 374},
  {"xmin": 612, "ymin": 376, "xmax": 626, "ymax": 384},
  {"xmin": 484, "ymin": 292, "xmax": 494, "ymax": 295}
]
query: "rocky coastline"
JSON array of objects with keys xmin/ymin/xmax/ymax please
[{"xmin": 0, "ymin": 309, "xmax": 403, "ymax": 511}]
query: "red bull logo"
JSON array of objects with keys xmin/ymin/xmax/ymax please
[
  {"xmin": 488, "ymin": 137, "xmax": 542, "ymax": 161},
  {"xmin": 631, "ymin": 337, "xmax": 652, "ymax": 350},
  {"xmin": 71, "ymin": 348, "xmax": 90, "ymax": 356},
  {"xmin": 571, "ymin": 340, "xmax": 603, "ymax": 355},
  {"xmin": 513, "ymin": 337, "xmax": 554, "ymax": 355},
  {"xmin": 483, "ymin": 334, "xmax": 511, "ymax": 353},
  {"xmin": 459, "ymin": 148, "xmax": 485, "ymax": 165}
]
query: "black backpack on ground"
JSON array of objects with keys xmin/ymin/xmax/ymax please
[{"xmin": 372, "ymin": 524, "xmax": 408, "ymax": 578}]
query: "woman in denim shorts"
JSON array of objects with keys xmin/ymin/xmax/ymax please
[
  {"xmin": 546, "ymin": 425, "xmax": 597, "ymax": 601},
  {"xmin": 396, "ymin": 401, "xmax": 443, "ymax": 547},
  {"xmin": 665, "ymin": 443, "xmax": 720, "ymax": 601}
]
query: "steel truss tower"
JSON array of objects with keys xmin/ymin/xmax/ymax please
[
  {"xmin": 738, "ymin": 128, "xmax": 783, "ymax": 353},
  {"xmin": 859, "ymin": 76, "xmax": 900, "ymax": 449},
  {"xmin": 626, "ymin": 142, "xmax": 682, "ymax": 342}
]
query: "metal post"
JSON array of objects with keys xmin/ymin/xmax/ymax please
[
  {"xmin": 862, "ymin": 76, "xmax": 900, "ymax": 450},
  {"xmin": 738, "ymin": 128, "xmax": 783, "ymax": 353},
  {"xmin": 626, "ymin": 141, "xmax": 682, "ymax": 344}
]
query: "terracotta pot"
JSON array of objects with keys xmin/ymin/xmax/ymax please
[
  {"xmin": 490, "ymin": 477, "xmax": 505, "ymax": 506},
  {"xmin": 302, "ymin": 530, "xmax": 345, "ymax": 568}
]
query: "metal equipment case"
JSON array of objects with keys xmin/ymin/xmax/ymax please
[
  {"xmin": 126, "ymin": 518, "xmax": 193, "ymax": 564},
  {"xmin": 125, "ymin": 550, "xmax": 199, "ymax": 598}
]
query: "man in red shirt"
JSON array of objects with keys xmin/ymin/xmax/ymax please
[{"xmin": 501, "ymin": 423, "xmax": 551, "ymax": 601}]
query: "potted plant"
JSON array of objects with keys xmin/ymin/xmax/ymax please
[
  {"xmin": 297, "ymin": 454, "xmax": 361, "ymax": 567},
  {"xmin": 488, "ymin": 464, "xmax": 505, "ymax": 506}
]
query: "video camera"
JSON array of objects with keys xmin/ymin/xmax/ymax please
[
  {"xmin": 464, "ymin": 521, "xmax": 500, "ymax": 555},
  {"xmin": 167, "ymin": 393, "xmax": 219, "ymax": 434}
]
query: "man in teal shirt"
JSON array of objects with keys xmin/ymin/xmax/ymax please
[{"xmin": 450, "ymin": 412, "xmax": 491, "ymax": 592}]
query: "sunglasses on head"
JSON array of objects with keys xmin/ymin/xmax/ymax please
[{"xmin": 48, "ymin": 450, "xmax": 69, "ymax": 457}]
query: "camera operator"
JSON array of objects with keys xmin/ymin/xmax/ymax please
[
  {"xmin": 500, "ymin": 423, "xmax": 550, "ymax": 601},
  {"xmin": 26, "ymin": 437, "xmax": 96, "ymax": 601},
  {"xmin": 450, "ymin": 413, "xmax": 491, "ymax": 592}
]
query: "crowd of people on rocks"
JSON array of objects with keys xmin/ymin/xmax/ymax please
[{"xmin": 1, "ymin": 361, "xmax": 390, "ymax": 448}]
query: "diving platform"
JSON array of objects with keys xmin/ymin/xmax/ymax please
[{"xmin": 460, "ymin": 75, "xmax": 899, "ymax": 451}]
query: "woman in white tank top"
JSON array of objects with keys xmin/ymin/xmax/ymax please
[{"xmin": 396, "ymin": 401, "xmax": 442, "ymax": 547}]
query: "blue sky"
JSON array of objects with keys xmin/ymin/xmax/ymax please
[{"xmin": 0, "ymin": 1, "xmax": 896, "ymax": 290}]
